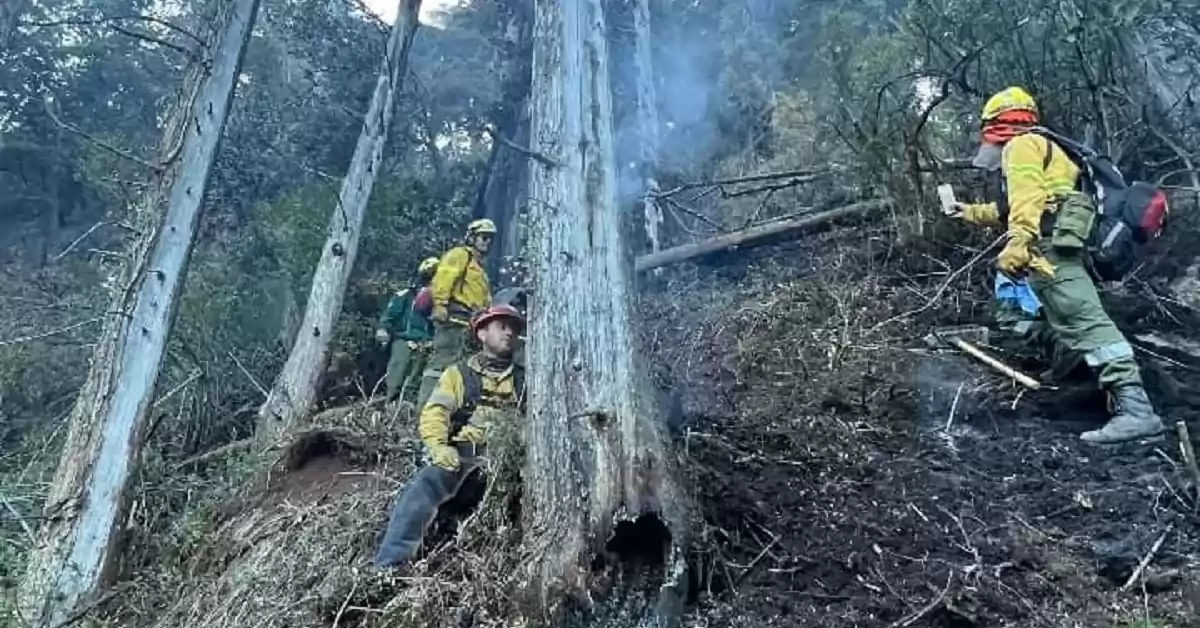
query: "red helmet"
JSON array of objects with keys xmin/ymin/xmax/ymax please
[{"xmin": 470, "ymin": 304, "xmax": 525, "ymax": 334}]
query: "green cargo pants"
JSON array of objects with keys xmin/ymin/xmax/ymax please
[
  {"xmin": 385, "ymin": 340, "xmax": 429, "ymax": 402},
  {"xmin": 416, "ymin": 321, "xmax": 469, "ymax": 409},
  {"xmin": 1028, "ymin": 248, "xmax": 1141, "ymax": 389}
]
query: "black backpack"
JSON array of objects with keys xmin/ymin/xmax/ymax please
[
  {"xmin": 448, "ymin": 362, "xmax": 526, "ymax": 437},
  {"xmin": 1028, "ymin": 127, "xmax": 1170, "ymax": 280}
]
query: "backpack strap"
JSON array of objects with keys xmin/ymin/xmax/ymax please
[{"xmin": 449, "ymin": 362, "xmax": 482, "ymax": 438}]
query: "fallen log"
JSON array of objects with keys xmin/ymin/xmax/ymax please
[{"xmin": 634, "ymin": 198, "xmax": 891, "ymax": 272}]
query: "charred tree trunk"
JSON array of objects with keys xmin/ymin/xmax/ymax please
[
  {"xmin": 257, "ymin": 0, "xmax": 421, "ymax": 443},
  {"xmin": 16, "ymin": 0, "xmax": 259, "ymax": 625},
  {"xmin": 475, "ymin": 0, "xmax": 534, "ymax": 272},
  {"xmin": 520, "ymin": 0, "xmax": 687, "ymax": 625}
]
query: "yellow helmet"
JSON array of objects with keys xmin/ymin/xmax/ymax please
[
  {"xmin": 417, "ymin": 257, "xmax": 439, "ymax": 275},
  {"xmin": 467, "ymin": 218, "xmax": 498, "ymax": 236},
  {"xmin": 981, "ymin": 86, "xmax": 1038, "ymax": 122}
]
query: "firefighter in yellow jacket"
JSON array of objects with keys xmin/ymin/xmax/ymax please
[
  {"xmin": 946, "ymin": 86, "xmax": 1163, "ymax": 443},
  {"xmin": 374, "ymin": 304, "xmax": 524, "ymax": 567},
  {"xmin": 417, "ymin": 219, "xmax": 496, "ymax": 408}
]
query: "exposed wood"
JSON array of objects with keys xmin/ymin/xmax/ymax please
[
  {"xmin": 629, "ymin": 0, "xmax": 661, "ymax": 256},
  {"xmin": 947, "ymin": 336, "xmax": 1042, "ymax": 390},
  {"xmin": 521, "ymin": 0, "xmax": 687, "ymax": 623},
  {"xmin": 1120, "ymin": 524, "xmax": 1174, "ymax": 591},
  {"xmin": 16, "ymin": 0, "xmax": 260, "ymax": 625},
  {"xmin": 634, "ymin": 199, "xmax": 890, "ymax": 272},
  {"xmin": 257, "ymin": 0, "xmax": 421, "ymax": 444}
]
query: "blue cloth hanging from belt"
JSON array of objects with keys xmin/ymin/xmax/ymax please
[{"xmin": 994, "ymin": 273, "xmax": 1042, "ymax": 316}]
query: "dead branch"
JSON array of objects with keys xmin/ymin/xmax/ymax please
[
  {"xmin": 44, "ymin": 97, "xmax": 160, "ymax": 172},
  {"xmin": 635, "ymin": 199, "xmax": 891, "ymax": 272},
  {"xmin": 228, "ymin": 350, "xmax": 269, "ymax": 398},
  {"xmin": 870, "ymin": 234, "xmax": 1004, "ymax": 332},
  {"xmin": 22, "ymin": 14, "xmax": 205, "ymax": 45},
  {"xmin": 150, "ymin": 370, "xmax": 202, "ymax": 409},
  {"xmin": 171, "ymin": 438, "xmax": 255, "ymax": 472},
  {"xmin": 947, "ymin": 336, "xmax": 1041, "ymax": 389},
  {"xmin": 1176, "ymin": 421, "xmax": 1200, "ymax": 506},
  {"xmin": 0, "ymin": 489, "xmax": 37, "ymax": 543},
  {"xmin": 486, "ymin": 127, "xmax": 560, "ymax": 168},
  {"xmin": 53, "ymin": 221, "xmax": 108, "ymax": 261},
  {"xmin": 1120, "ymin": 524, "xmax": 1174, "ymax": 591},
  {"xmin": 888, "ymin": 572, "xmax": 954, "ymax": 628},
  {"xmin": 660, "ymin": 196, "xmax": 721, "ymax": 230},
  {"xmin": 0, "ymin": 316, "xmax": 105, "ymax": 347},
  {"xmin": 109, "ymin": 23, "xmax": 197, "ymax": 58},
  {"xmin": 656, "ymin": 168, "xmax": 834, "ymax": 197}
]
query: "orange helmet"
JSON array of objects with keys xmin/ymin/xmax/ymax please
[{"xmin": 470, "ymin": 304, "xmax": 525, "ymax": 334}]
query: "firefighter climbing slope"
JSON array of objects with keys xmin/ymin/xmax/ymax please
[
  {"xmin": 376, "ymin": 257, "xmax": 439, "ymax": 402},
  {"xmin": 373, "ymin": 304, "xmax": 525, "ymax": 568},
  {"xmin": 944, "ymin": 86, "xmax": 1166, "ymax": 444},
  {"xmin": 418, "ymin": 219, "xmax": 496, "ymax": 408}
]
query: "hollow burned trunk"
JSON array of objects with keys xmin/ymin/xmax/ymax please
[
  {"xmin": 257, "ymin": 0, "xmax": 420, "ymax": 443},
  {"xmin": 16, "ymin": 0, "xmax": 260, "ymax": 625},
  {"xmin": 520, "ymin": 0, "xmax": 688, "ymax": 625}
]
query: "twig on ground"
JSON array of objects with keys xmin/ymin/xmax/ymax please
[
  {"xmin": 944, "ymin": 382, "xmax": 965, "ymax": 430},
  {"xmin": 888, "ymin": 572, "xmax": 954, "ymax": 628},
  {"xmin": 171, "ymin": 438, "xmax": 254, "ymax": 472},
  {"xmin": 53, "ymin": 221, "xmax": 108, "ymax": 261},
  {"xmin": 1121, "ymin": 524, "xmax": 1174, "ymax": 591},
  {"xmin": 228, "ymin": 350, "xmax": 269, "ymax": 399},
  {"xmin": 1175, "ymin": 421, "xmax": 1200, "ymax": 507},
  {"xmin": 0, "ymin": 490, "xmax": 37, "ymax": 543},
  {"xmin": 870, "ymin": 234, "xmax": 1004, "ymax": 332},
  {"xmin": 0, "ymin": 316, "xmax": 104, "ymax": 347},
  {"xmin": 331, "ymin": 580, "xmax": 358, "ymax": 628},
  {"xmin": 150, "ymin": 370, "xmax": 201, "ymax": 409},
  {"xmin": 947, "ymin": 337, "xmax": 1041, "ymax": 389}
]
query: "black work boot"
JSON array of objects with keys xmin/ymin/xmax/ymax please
[{"xmin": 1080, "ymin": 385, "xmax": 1166, "ymax": 444}]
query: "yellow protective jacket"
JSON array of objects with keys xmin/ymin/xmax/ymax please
[
  {"xmin": 430, "ymin": 245, "xmax": 490, "ymax": 318},
  {"xmin": 959, "ymin": 133, "xmax": 1082, "ymax": 238},
  {"xmin": 418, "ymin": 353, "xmax": 523, "ymax": 447}
]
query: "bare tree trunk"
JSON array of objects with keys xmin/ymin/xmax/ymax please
[
  {"xmin": 0, "ymin": 0, "xmax": 30, "ymax": 48},
  {"xmin": 519, "ymin": 0, "xmax": 687, "ymax": 624},
  {"xmin": 16, "ymin": 0, "xmax": 259, "ymax": 625},
  {"xmin": 629, "ymin": 0, "xmax": 662, "ymax": 256},
  {"xmin": 475, "ymin": 0, "xmax": 533, "ymax": 271},
  {"xmin": 256, "ymin": 0, "xmax": 421, "ymax": 443}
]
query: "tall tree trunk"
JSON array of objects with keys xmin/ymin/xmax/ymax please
[
  {"xmin": 0, "ymin": 0, "xmax": 30, "ymax": 48},
  {"xmin": 520, "ymin": 0, "xmax": 688, "ymax": 624},
  {"xmin": 475, "ymin": 0, "xmax": 533, "ymax": 272},
  {"xmin": 256, "ymin": 0, "xmax": 421, "ymax": 443},
  {"xmin": 629, "ymin": 0, "xmax": 662, "ymax": 256},
  {"xmin": 16, "ymin": 0, "xmax": 260, "ymax": 625}
]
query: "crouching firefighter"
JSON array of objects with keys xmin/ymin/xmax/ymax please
[
  {"xmin": 946, "ymin": 86, "xmax": 1165, "ymax": 444},
  {"xmin": 373, "ymin": 304, "xmax": 525, "ymax": 568}
]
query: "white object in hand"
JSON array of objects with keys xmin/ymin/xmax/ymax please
[{"xmin": 937, "ymin": 184, "xmax": 958, "ymax": 215}]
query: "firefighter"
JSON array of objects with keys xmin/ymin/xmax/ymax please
[
  {"xmin": 376, "ymin": 257, "xmax": 438, "ymax": 402},
  {"xmin": 945, "ymin": 86, "xmax": 1163, "ymax": 443},
  {"xmin": 417, "ymin": 219, "xmax": 496, "ymax": 408},
  {"xmin": 373, "ymin": 304, "xmax": 524, "ymax": 568}
]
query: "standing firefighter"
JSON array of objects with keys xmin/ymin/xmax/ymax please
[
  {"xmin": 376, "ymin": 257, "xmax": 439, "ymax": 402},
  {"xmin": 417, "ymin": 219, "xmax": 496, "ymax": 408},
  {"xmin": 946, "ymin": 86, "xmax": 1164, "ymax": 443},
  {"xmin": 374, "ymin": 304, "xmax": 525, "ymax": 567}
]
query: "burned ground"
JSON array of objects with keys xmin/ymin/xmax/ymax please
[{"xmin": 642, "ymin": 224, "xmax": 1200, "ymax": 628}]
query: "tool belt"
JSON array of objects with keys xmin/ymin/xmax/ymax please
[
  {"xmin": 405, "ymin": 340, "xmax": 433, "ymax": 352},
  {"xmin": 447, "ymin": 301, "xmax": 477, "ymax": 323}
]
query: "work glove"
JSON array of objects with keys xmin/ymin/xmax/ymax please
[
  {"xmin": 997, "ymin": 234, "xmax": 1055, "ymax": 279},
  {"xmin": 374, "ymin": 329, "xmax": 390, "ymax": 345},
  {"xmin": 431, "ymin": 304, "xmax": 449, "ymax": 323},
  {"xmin": 428, "ymin": 444, "xmax": 460, "ymax": 471}
]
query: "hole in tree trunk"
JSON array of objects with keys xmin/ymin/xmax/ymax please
[{"xmin": 597, "ymin": 513, "xmax": 671, "ymax": 571}]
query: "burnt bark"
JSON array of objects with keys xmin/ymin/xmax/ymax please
[
  {"xmin": 257, "ymin": 0, "xmax": 421, "ymax": 443},
  {"xmin": 16, "ymin": 0, "xmax": 260, "ymax": 625},
  {"xmin": 519, "ymin": 0, "xmax": 688, "ymax": 624}
]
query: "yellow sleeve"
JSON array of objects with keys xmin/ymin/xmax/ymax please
[
  {"xmin": 961, "ymin": 202, "xmax": 1001, "ymax": 227},
  {"xmin": 430, "ymin": 246, "xmax": 469, "ymax": 307},
  {"xmin": 418, "ymin": 366, "xmax": 465, "ymax": 446},
  {"xmin": 1002, "ymin": 135, "xmax": 1050, "ymax": 240}
]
